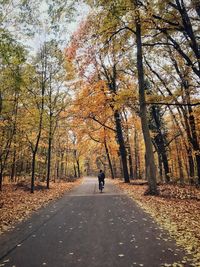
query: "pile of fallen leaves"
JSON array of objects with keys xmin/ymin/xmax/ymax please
[
  {"xmin": 115, "ymin": 180, "xmax": 200, "ymax": 267},
  {"xmin": 0, "ymin": 179, "xmax": 82, "ymax": 234}
]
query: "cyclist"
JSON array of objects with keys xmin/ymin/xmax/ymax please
[{"xmin": 98, "ymin": 169, "xmax": 105, "ymax": 190}]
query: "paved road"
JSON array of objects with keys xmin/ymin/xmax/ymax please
[{"xmin": 0, "ymin": 177, "xmax": 189, "ymax": 267}]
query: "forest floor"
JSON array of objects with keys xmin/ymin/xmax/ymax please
[
  {"xmin": 115, "ymin": 180, "xmax": 200, "ymax": 267},
  {"xmin": 0, "ymin": 179, "xmax": 82, "ymax": 235},
  {"xmin": 0, "ymin": 177, "xmax": 192, "ymax": 267},
  {"xmin": 1, "ymin": 178, "xmax": 200, "ymax": 266}
]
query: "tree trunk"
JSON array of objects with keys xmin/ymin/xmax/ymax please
[
  {"xmin": 10, "ymin": 149, "xmax": 16, "ymax": 182},
  {"xmin": 195, "ymin": 155, "xmax": 200, "ymax": 185},
  {"xmin": 76, "ymin": 159, "xmax": 81, "ymax": 178},
  {"xmin": 187, "ymin": 104, "xmax": 200, "ymax": 185},
  {"xmin": 31, "ymin": 151, "xmax": 36, "ymax": 193},
  {"xmin": 158, "ymin": 153, "xmax": 163, "ymax": 182},
  {"xmin": 134, "ymin": 1, "xmax": 158, "ymax": 194},
  {"xmin": 104, "ymin": 140, "xmax": 115, "ymax": 179},
  {"xmin": 30, "ymin": 127, "xmax": 42, "ymax": 193},
  {"xmin": 145, "ymin": 154, "xmax": 150, "ymax": 181},
  {"xmin": 134, "ymin": 128, "xmax": 139, "ymax": 179},
  {"xmin": 175, "ymin": 140, "xmax": 184, "ymax": 184},
  {"xmin": 55, "ymin": 161, "xmax": 59, "ymax": 182},
  {"xmin": 128, "ymin": 145, "xmax": 134, "ymax": 179},
  {"xmin": 138, "ymin": 150, "xmax": 141, "ymax": 179},
  {"xmin": 114, "ymin": 111, "xmax": 130, "ymax": 183},
  {"xmin": 186, "ymin": 151, "xmax": 194, "ymax": 183},
  {"xmin": 151, "ymin": 106, "xmax": 170, "ymax": 183},
  {"xmin": 162, "ymin": 152, "xmax": 170, "ymax": 183},
  {"xmin": 60, "ymin": 152, "xmax": 64, "ymax": 178},
  {"xmin": 119, "ymin": 152, "xmax": 123, "ymax": 179},
  {"xmin": 123, "ymin": 110, "xmax": 134, "ymax": 179},
  {"xmin": 74, "ymin": 164, "xmax": 77, "ymax": 178},
  {"xmin": 65, "ymin": 153, "xmax": 68, "ymax": 177},
  {"xmin": 47, "ymin": 135, "xmax": 52, "ymax": 189}
]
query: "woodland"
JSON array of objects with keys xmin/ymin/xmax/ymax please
[
  {"xmin": 1, "ymin": 0, "xmax": 200, "ymax": 193},
  {"xmin": 0, "ymin": 0, "xmax": 200, "ymax": 263}
]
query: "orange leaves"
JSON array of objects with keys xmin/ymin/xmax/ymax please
[
  {"xmin": 65, "ymin": 16, "xmax": 94, "ymax": 65},
  {"xmin": 65, "ymin": 19, "xmax": 87, "ymax": 60},
  {"xmin": 0, "ymin": 179, "xmax": 82, "ymax": 234},
  {"xmin": 158, "ymin": 184, "xmax": 200, "ymax": 201},
  {"xmin": 72, "ymin": 79, "xmax": 111, "ymax": 119}
]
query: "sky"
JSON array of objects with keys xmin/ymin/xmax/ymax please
[
  {"xmin": 1, "ymin": 0, "xmax": 90, "ymax": 55},
  {"xmin": 28, "ymin": 1, "xmax": 91, "ymax": 54}
]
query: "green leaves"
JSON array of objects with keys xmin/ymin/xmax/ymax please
[{"xmin": 0, "ymin": 30, "xmax": 26, "ymax": 65}]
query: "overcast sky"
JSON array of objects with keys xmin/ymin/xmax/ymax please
[{"xmin": 28, "ymin": 1, "xmax": 90, "ymax": 53}]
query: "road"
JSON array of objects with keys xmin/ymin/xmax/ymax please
[{"xmin": 0, "ymin": 177, "xmax": 189, "ymax": 267}]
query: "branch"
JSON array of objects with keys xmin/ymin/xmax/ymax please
[
  {"xmin": 143, "ymin": 42, "xmax": 174, "ymax": 47},
  {"xmin": 145, "ymin": 102, "xmax": 200, "ymax": 107},
  {"xmin": 161, "ymin": 29, "xmax": 200, "ymax": 78},
  {"xmin": 152, "ymin": 14, "xmax": 183, "ymax": 29},
  {"xmin": 87, "ymin": 132, "xmax": 103, "ymax": 143},
  {"xmin": 166, "ymin": 133, "xmax": 182, "ymax": 147},
  {"xmin": 88, "ymin": 115, "xmax": 116, "ymax": 133},
  {"xmin": 105, "ymin": 26, "xmax": 136, "ymax": 46}
]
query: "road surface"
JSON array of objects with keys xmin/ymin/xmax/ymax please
[{"xmin": 0, "ymin": 177, "xmax": 189, "ymax": 267}]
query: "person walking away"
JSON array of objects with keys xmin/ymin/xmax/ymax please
[{"xmin": 98, "ymin": 169, "xmax": 105, "ymax": 190}]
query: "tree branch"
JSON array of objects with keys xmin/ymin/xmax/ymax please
[{"xmin": 88, "ymin": 114, "xmax": 116, "ymax": 133}]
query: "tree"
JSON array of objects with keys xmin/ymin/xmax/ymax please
[
  {"xmin": 0, "ymin": 30, "xmax": 26, "ymax": 190},
  {"xmin": 65, "ymin": 18, "xmax": 131, "ymax": 182},
  {"xmin": 147, "ymin": 0, "xmax": 200, "ymax": 184},
  {"xmin": 44, "ymin": 40, "xmax": 69, "ymax": 188},
  {"xmin": 132, "ymin": 0, "xmax": 158, "ymax": 194},
  {"xmin": 20, "ymin": 45, "xmax": 48, "ymax": 193},
  {"xmin": 149, "ymin": 104, "xmax": 170, "ymax": 182}
]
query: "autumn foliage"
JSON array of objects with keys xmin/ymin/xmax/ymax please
[{"xmin": 64, "ymin": 0, "xmax": 200, "ymax": 189}]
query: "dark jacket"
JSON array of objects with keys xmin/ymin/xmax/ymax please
[{"xmin": 98, "ymin": 172, "xmax": 105, "ymax": 180}]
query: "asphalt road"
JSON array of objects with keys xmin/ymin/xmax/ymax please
[{"xmin": 0, "ymin": 177, "xmax": 189, "ymax": 267}]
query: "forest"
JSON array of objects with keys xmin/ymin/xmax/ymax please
[
  {"xmin": 0, "ymin": 1, "xmax": 200, "ymax": 265},
  {"xmin": 0, "ymin": 0, "xmax": 200, "ymax": 195}
]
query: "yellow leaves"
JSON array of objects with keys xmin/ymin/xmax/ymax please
[
  {"xmin": 161, "ymin": 263, "xmax": 184, "ymax": 267},
  {"xmin": 114, "ymin": 89, "xmax": 138, "ymax": 109},
  {"xmin": 65, "ymin": 59, "xmax": 77, "ymax": 81},
  {"xmin": 146, "ymin": 94, "xmax": 172, "ymax": 104},
  {"xmin": 115, "ymin": 181, "xmax": 200, "ymax": 266},
  {"xmin": 0, "ymin": 120, "xmax": 8, "ymax": 128}
]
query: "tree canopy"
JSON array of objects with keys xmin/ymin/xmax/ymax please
[{"xmin": 0, "ymin": 0, "xmax": 200, "ymax": 194}]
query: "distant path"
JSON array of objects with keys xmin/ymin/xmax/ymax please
[{"xmin": 0, "ymin": 177, "xmax": 188, "ymax": 267}]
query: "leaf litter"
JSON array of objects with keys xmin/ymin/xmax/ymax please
[
  {"xmin": 0, "ymin": 179, "xmax": 82, "ymax": 235},
  {"xmin": 115, "ymin": 180, "xmax": 200, "ymax": 267}
]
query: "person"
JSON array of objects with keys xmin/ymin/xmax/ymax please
[{"xmin": 98, "ymin": 169, "xmax": 105, "ymax": 190}]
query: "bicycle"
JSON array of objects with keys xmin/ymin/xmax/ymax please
[{"xmin": 99, "ymin": 180, "xmax": 104, "ymax": 193}]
